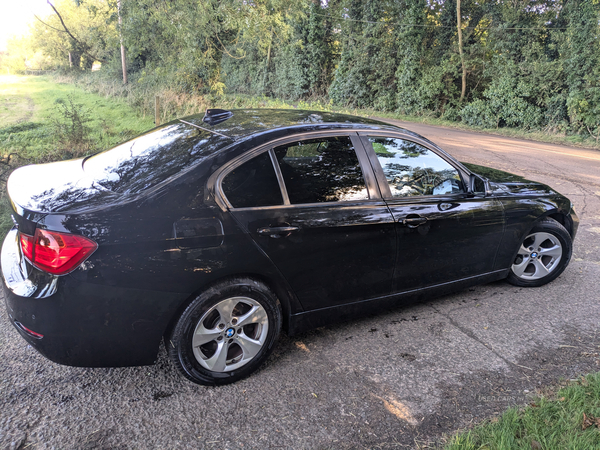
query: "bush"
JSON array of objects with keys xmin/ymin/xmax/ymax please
[
  {"xmin": 48, "ymin": 95, "xmax": 94, "ymax": 158},
  {"xmin": 460, "ymin": 100, "xmax": 497, "ymax": 128}
]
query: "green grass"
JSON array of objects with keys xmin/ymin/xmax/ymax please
[
  {"xmin": 0, "ymin": 74, "xmax": 155, "ymax": 161},
  {"xmin": 444, "ymin": 374, "xmax": 600, "ymax": 450},
  {"xmin": 0, "ymin": 74, "xmax": 155, "ymax": 236}
]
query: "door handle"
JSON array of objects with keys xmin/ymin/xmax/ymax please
[
  {"xmin": 257, "ymin": 226, "xmax": 299, "ymax": 238},
  {"xmin": 402, "ymin": 217, "xmax": 428, "ymax": 228}
]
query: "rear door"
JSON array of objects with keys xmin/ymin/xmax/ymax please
[
  {"xmin": 215, "ymin": 131, "xmax": 397, "ymax": 311},
  {"xmin": 360, "ymin": 133, "xmax": 506, "ymax": 293}
]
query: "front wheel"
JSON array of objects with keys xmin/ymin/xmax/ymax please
[
  {"xmin": 506, "ymin": 217, "xmax": 572, "ymax": 287},
  {"xmin": 167, "ymin": 277, "xmax": 282, "ymax": 386}
]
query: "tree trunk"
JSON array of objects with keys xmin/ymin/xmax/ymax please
[
  {"xmin": 457, "ymin": 0, "xmax": 466, "ymax": 102},
  {"xmin": 118, "ymin": 0, "xmax": 127, "ymax": 84},
  {"xmin": 263, "ymin": 28, "xmax": 273, "ymax": 95}
]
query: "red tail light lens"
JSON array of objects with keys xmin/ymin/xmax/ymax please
[
  {"xmin": 19, "ymin": 232, "xmax": 34, "ymax": 261},
  {"xmin": 19, "ymin": 229, "xmax": 97, "ymax": 275}
]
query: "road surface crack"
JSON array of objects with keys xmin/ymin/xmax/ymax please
[{"xmin": 428, "ymin": 304, "xmax": 531, "ymax": 373}]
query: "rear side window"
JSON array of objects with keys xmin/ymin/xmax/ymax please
[
  {"xmin": 222, "ymin": 152, "xmax": 283, "ymax": 208},
  {"xmin": 273, "ymin": 136, "xmax": 369, "ymax": 204}
]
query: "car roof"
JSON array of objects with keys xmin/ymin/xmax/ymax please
[{"xmin": 178, "ymin": 109, "xmax": 419, "ymax": 141}]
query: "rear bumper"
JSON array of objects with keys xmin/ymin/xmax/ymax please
[{"xmin": 2, "ymin": 228, "xmax": 186, "ymax": 367}]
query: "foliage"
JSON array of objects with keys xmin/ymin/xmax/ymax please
[
  {"xmin": 29, "ymin": 0, "xmax": 118, "ymax": 71},
  {"xmin": 329, "ymin": 0, "xmax": 401, "ymax": 110},
  {"xmin": 48, "ymin": 95, "xmax": 95, "ymax": 157},
  {"xmin": 0, "ymin": 35, "xmax": 54, "ymax": 74},
  {"xmin": 563, "ymin": 0, "xmax": 600, "ymax": 139},
  {"xmin": 0, "ymin": 37, "xmax": 28, "ymax": 74},
  {"xmin": 13, "ymin": 0, "xmax": 600, "ymax": 138}
]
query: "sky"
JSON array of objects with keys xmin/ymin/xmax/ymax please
[{"xmin": 0, "ymin": 0, "xmax": 52, "ymax": 51}]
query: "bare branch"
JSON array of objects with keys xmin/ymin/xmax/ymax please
[
  {"xmin": 585, "ymin": 125, "xmax": 600, "ymax": 144},
  {"xmin": 46, "ymin": 0, "xmax": 107, "ymax": 63},
  {"xmin": 215, "ymin": 33, "xmax": 246, "ymax": 60},
  {"xmin": 34, "ymin": 14, "xmax": 67, "ymax": 33}
]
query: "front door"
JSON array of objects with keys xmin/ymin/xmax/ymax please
[
  {"xmin": 361, "ymin": 134, "xmax": 506, "ymax": 293},
  {"xmin": 220, "ymin": 133, "xmax": 397, "ymax": 311}
]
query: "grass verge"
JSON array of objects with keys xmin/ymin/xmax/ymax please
[
  {"xmin": 0, "ymin": 74, "xmax": 155, "ymax": 236},
  {"xmin": 444, "ymin": 374, "xmax": 600, "ymax": 449},
  {"xmin": 0, "ymin": 74, "xmax": 154, "ymax": 161}
]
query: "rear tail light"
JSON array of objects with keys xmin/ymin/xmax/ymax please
[{"xmin": 18, "ymin": 229, "xmax": 97, "ymax": 275}]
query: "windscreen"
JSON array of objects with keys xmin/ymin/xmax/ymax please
[{"xmin": 84, "ymin": 122, "xmax": 223, "ymax": 194}]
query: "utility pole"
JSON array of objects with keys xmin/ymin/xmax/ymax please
[
  {"xmin": 457, "ymin": 0, "xmax": 466, "ymax": 102},
  {"xmin": 117, "ymin": 0, "xmax": 127, "ymax": 84}
]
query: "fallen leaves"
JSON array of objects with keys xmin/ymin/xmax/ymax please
[{"xmin": 582, "ymin": 412, "xmax": 600, "ymax": 430}]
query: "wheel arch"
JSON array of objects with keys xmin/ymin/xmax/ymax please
[
  {"xmin": 546, "ymin": 212, "xmax": 575, "ymax": 238},
  {"xmin": 161, "ymin": 272, "xmax": 298, "ymax": 343},
  {"xmin": 511, "ymin": 212, "xmax": 567, "ymax": 261}
]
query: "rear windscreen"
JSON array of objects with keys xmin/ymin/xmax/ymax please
[{"xmin": 84, "ymin": 123, "xmax": 223, "ymax": 194}]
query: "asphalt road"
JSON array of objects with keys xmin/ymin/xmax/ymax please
[{"xmin": 2, "ymin": 122, "xmax": 600, "ymax": 449}]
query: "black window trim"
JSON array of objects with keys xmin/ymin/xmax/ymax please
[
  {"xmin": 358, "ymin": 131, "xmax": 471, "ymax": 201},
  {"xmin": 210, "ymin": 130, "xmax": 383, "ymax": 211},
  {"xmin": 268, "ymin": 148, "xmax": 291, "ymax": 205}
]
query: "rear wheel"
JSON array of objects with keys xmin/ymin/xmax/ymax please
[
  {"xmin": 168, "ymin": 277, "xmax": 282, "ymax": 386},
  {"xmin": 506, "ymin": 217, "xmax": 572, "ymax": 287}
]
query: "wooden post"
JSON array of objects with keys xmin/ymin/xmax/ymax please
[{"xmin": 155, "ymin": 96, "xmax": 160, "ymax": 126}]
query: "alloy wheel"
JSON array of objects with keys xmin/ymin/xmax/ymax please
[
  {"xmin": 511, "ymin": 231, "xmax": 563, "ymax": 281},
  {"xmin": 191, "ymin": 297, "xmax": 269, "ymax": 372}
]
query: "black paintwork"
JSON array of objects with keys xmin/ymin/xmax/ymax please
[{"xmin": 1, "ymin": 110, "xmax": 578, "ymax": 368}]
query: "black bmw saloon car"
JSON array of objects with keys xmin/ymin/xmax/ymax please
[{"xmin": 2, "ymin": 109, "xmax": 578, "ymax": 385}]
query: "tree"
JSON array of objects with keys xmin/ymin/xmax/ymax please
[
  {"xmin": 30, "ymin": 0, "xmax": 118, "ymax": 70},
  {"xmin": 562, "ymin": 0, "xmax": 600, "ymax": 137}
]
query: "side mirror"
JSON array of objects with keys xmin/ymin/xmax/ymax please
[
  {"xmin": 467, "ymin": 173, "xmax": 492, "ymax": 197},
  {"xmin": 465, "ymin": 174, "xmax": 476, "ymax": 198}
]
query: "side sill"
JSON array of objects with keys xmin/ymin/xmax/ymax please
[{"xmin": 287, "ymin": 270, "xmax": 508, "ymax": 336}]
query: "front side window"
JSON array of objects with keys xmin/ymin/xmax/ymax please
[
  {"xmin": 369, "ymin": 137, "xmax": 462, "ymax": 197},
  {"xmin": 222, "ymin": 151, "xmax": 283, "ymax": 208},
  {"xmin": 274, "ymin": 136, "xmax": 369, "ymax": 204}
]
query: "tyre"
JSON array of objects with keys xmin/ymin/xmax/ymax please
[
  {"xmin": 506, "ymin": 217, "xmax": 572, "ymax": 287},
  {"xmin": 167, "ymin": 277, "xmax": 282, "ymax": 386}
]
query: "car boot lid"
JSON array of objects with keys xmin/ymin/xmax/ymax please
[{"xmin": 7, "ymin": 159, "xmax": 115, "ymax": 216}]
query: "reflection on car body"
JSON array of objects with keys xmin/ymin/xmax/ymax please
[{"xmin": 2, "ymin": 109, "xmax": 578, "ymax": 385}]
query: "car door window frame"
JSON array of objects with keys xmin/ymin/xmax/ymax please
[
  {"xmin": 358, "ymin": 131, "xmax": 472, "ymax": 201},
  {"xmin": 211, "ymin": 130, "xmax": 383, "ymax": 211}
]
